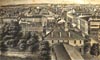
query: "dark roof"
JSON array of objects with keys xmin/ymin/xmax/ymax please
[
  {"xmin": 69, "ymin": 31, "xmax": 84, "ymax": 40},
  {"xmin": 45, "ymin": 30, "xmax": 84, "ymax": 40},
  {"xmin": 81, "ymin": 17, "xmax": 90, "ymax": 21},
  {"xmin": 45, "ymin": 31, "xmax": 68, "ymax": 40}
]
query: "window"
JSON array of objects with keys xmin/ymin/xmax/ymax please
[
  {"xmin": 58, "ymin": 40, "xmax": 59, "ymax": 43},
  {"xmin": 74, "ymin": 40, "xmax": 76, "ymax": 44},
  {"xmin": 52, "ymin": 40, "xmax": 54, "ymax": 43},
  {"xmin": 80, "ymin": 40, "xmax": 82, "ymax": 44}
]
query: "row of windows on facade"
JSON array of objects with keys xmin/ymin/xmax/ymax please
[{"xmin": 51, "ymin": 40, "xmax": 82, "ymax": 44}]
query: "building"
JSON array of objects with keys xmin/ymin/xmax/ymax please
[
  {"xmin": 89, "ymin": 17, "xmax": 100, "ymax": 41},
  {"xmin": 78, "ymin": 15, "xmax": 91, "ymax": 36},
  {"xmin": 76, "ymin": 15, "xmax": 100, "ymax": 41},
  {"xmin": 45, "ymin": 27, "xmax": 84, "ymax": 47},
  {"xmin": 67, "ymin": 11, "xmax": 91, "ymax": 28},
  {"xmin": 67, "ymin": 11, "xmax": 92, "ymax": 36},
  {"xmin": 0, "ymin": 17, "xmax": 17, "ymax": 23},
  {"xmin": 19, "ymin": 15, "xmax": 47, "ymax": 32}
]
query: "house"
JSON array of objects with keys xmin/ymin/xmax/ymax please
[
  {"xmin": 44, "ymin": 27, "xmax": 84, "ymax": 47},
  {"xmin": 78, "ymin": 15, "xmax": 91, "ymax": 36},
  {"xmin": 19, "ymin": 15, "xmax": 47, "ymax": 32},
  {"xmin": 67, "ymin": 12, "xmax": 92, "ymax": 36},
  {"xmin": 67, "ymin": 11, "xmax": 91, "ymax": 28},
  {"xmin": 78, "ymin": 15, "xmax": 100, "ymax": 41}
]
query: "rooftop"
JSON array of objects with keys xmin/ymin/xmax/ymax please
[
  {"xmin": 45, "ymin": 30, "xmax": 84, "ymax": 40},
  {"xmin": 69, "ymin": 30, "xmax": 84, "ymax": 40},
  {"xmin": 79, "ymin": 16, "xmax": 90, "ymax": 21}
]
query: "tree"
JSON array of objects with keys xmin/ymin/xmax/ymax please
[
  {"xmin": 84, "ymin": 35, "xmax": 91, "ymax": 42},
  {"xmin": 39, "ymin": 41, "xmax": 50, "ymax": 60},
  {"xmin": 39, "ymin": 50, "xmax": 50, "ymax": 60},
  {"xmin": 32, "ymin": 33, "xmax": 39, "ymax": 42},
  {"xmin": 40, "ymin": 41, "xmax": 49, "ymax": 46},
  {"xmin": 27, "ymin": 38, "xmax": 36, "ymax": 46},
  {"xmin": 27, "ymin": 33, "xmax": 39, "ymax": 53},
  {"xmin": 90, "ymin": 43, "xmax": 100, "ymax": 56},
  {"xmin": 3, "ymin": 20, "xmax": 22, "ymax": 49},
  {"xmin": 84, "ymin": 35, "xmax": 91, "ymax": 54},
  {"xmin": 4, "ymin": 39, "xmax": 18, "ymax": 48},
  {"xmin": 84, "ymin": 43, "xmax": 91, "ymax": 54},
  {"xmin": 28, "ymin": 43, "xmax": 39, "ymax": 53},
  {"xmin": 39, "ymin": 41, "xmax": 50, "ymax": 51},
  {"xmin": 7, "ymin": 20, "xmax": 21, "ymax": 37},
  {"xmin": 22, "ymin": 32, "xmax": 31, "ymax": 40},
  {"xmin": 4, "ymin": 39, "xmax": 13, "ymax": 48},
  {"xmin": 18, "ymin": 43, "xmax": 27, "ymax": 51},
  {"xmin": 0, "ymin": 23, "xmax": 9, "ymax": 40},
  {"xmin": 0, "ymin": 41, "xmax": 8, "ymax": 55}
]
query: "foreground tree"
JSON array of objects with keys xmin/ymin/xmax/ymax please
[
  {"xmin": 84, "ymin": 43, "xmax": 91, "ymax": 54},
  {"xmin": 27, "ymin": 33, "xmax": 39, "ymax": 52},
  {"xmin": 39, "ymin": 41, "xmax": 50, "ymax": 51},
  {"xmin": 39, "ymin": 41, "xmax": 50, "ymax": 60},
  {"xmin": 84, "ymin": 35, "xmax": 91, "ymax": 54},
  {"xmin": 90, "ymin": 43, "xmax": 100, "ymax": 56},
  {"xmin": 0, "ymin": 23, "xmax": 10, "ymax": 40},
  {"xmin": 39, "ymin": 50, "xmax": 50, "ymax": 60},
  {"xmin": 18, "ymin": 42, "xmax": 27, "ymax": 51},
  {"xmin": 8, "ymin": 20, "xmax": 21, "ymax": 37},
  {"xmin": 0, "ymin": 41, "xmax": 8, "ymax": 55}
]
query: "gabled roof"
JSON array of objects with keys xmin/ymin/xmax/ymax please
[{"xmin": 45, "ymin": 30, "xmax": 84, "ymax": 40}]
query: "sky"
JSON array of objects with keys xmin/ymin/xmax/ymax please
[{"xmin": 0, "ymin": 0, "xmax": 100, "ymax": 6}]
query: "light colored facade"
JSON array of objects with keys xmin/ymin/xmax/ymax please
[
  {"xmin": 78, "ymin": 17, "xmax": 89, "ymax": 36},
  {"xmin": 89, "ymin": 18, "xmax": 100, "ymax": 29},
  {"xmin": 77, "ymin": 16, "xmax": 100, "ymax": 41},
  {"xmin": 66, "ymin": 12, "xmax": 100, "ymax": 42},
  {"xmin": 20, "ymin": 16, "xmax": 47, "ymax": 32},
  {"xmin": 89, "ymin": 18, "xmax": 100, "ymax": 41},
  {"xmin": 67, "ymin": 12, "xmax": 91, "ymax": 36}
]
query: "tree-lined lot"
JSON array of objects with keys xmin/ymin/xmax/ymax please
[
  {"xmin": 0, "ymin": 21, "xmax": 39, "ymax": 52},
  {"xmin": 0, "ymin": 21, "xmax": 51, "ymax": 60}
]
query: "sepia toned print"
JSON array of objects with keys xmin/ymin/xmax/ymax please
[{"xmin": 0, "ymin": 0, "xmax": 100, "ymax": 60}]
